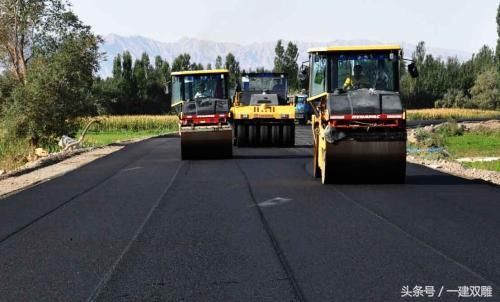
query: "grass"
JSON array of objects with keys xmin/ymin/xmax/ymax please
[
  {"xmin": 461, "ymin": 160, "xmax": 500, "ymax": 172},
  {"xmin": 0, "ymin": 138, "xmax": 32, "ymax": 171},
  {"xmin": 407, "ymin": 108, "xmax": 500, "ymax": 121},
  {"xmin": 443, "ymin": 132, "xmax": 500, "ymax": 158},
  {"xmin": 0, "ymin": 115, "xmax": 179, "ymax": 171},
  {"xmin": 82, "ymin": 129, "xmax": 173, "ymax": 147}
]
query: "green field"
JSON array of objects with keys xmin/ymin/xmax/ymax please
[
  {"xmin": 444, "ymin": 132, "xmax": 500, "ymax": 158},
  {"xmin": 0, "ymin": 115, "xmax": 179, "ymax": 171},
  {"xmin": 82, "ymin": 129, "xmax": 175, "ymax": 147}
]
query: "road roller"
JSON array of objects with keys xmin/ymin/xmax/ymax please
[
  {"xmin": 171, "ymin": 69, "xmax": 232, "ymax": 159},
  {"xmin": 230, "ymin": 73, "xmax": 295, "ymax": 147},
  {"xmin": 305, "ymin": 45, "xmax": 419, "ymax": 183}
]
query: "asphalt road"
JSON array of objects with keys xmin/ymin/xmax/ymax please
[{"xmin": 0, "ymin": 126, "xmax": 499, "ymax": 302}]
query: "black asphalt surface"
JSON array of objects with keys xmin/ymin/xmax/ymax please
[{"xmin": 0, "ymin": 126, "xmax": 499, "ymax": 302}]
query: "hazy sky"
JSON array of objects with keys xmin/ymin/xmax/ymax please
[{"xmin": 71, "ymin": 0, "xmax": 498, "ymax": 52}]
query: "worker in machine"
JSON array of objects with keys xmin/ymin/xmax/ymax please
[
  {"xmin": 194, "ymin": 82, "xmax": 208, "ymax": 99},
  {"xmin": 272, "ymin": 78, "xmax": 285, "ymax": 92},
  {"xmin": 344, "ymin": 64, "xmax": 371, "ymax": 90},
  {"xmin": 374, "ymin": 60, "xmax": 389, "ymax": 90}
]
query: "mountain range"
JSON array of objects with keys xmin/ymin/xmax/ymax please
[{"xmin": 99, "ymin": 34, "xmax": 474, "ymax": 78}]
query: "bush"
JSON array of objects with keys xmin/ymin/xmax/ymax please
[
  {"xmin": 434, "ymin": 88, "xmax": 475, "ymax": 109},
  {"xmin": 435, "ymin": 121, "xmax": 464, "ymax": 137},
  {"xmin": 470, "ymin": 67, "xmax": 499, "ymax": 110}
]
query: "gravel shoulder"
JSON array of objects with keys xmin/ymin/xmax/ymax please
[{"xmin": 0, "ymin": 146, "xmax": 123, "ymax": 198}]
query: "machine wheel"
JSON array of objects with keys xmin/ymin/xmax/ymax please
[
  {"xmin": 271, "ymin": 125, "xmax": 280, "ymax": 146},
  {"xmin": 290, "ymin": 124, "xmax": 295, "ymax": 146},
  {"xmin": 224, "ymin": 144, "xmax": 233, "ymax": 159},
  {"xmin": 248, "ymin": 125, "xmax": 257, "ymax": 146},
  {"xmin": 236, "ymin": 124, "xmax": 246, "ymax": 147},
  {"xmin": 282, "ymin": 124, "xmax": 292, "ymax": 146},
  {"xmin": 313, "ymin": 140, "xmax": 321, "ymax": 178},
  {"xmin": 259, "ymin": 125, "xmax": 269, "ymax": 145},
  {"xmin": 181, "ymin": 144, "xmax": 191, "ymax": 160}
]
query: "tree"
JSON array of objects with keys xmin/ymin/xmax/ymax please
[
  {"xmin": 172, "ymin": 53, "xmax": 191, "ymax": 72},
  {"xmin": 224, "ymin": 52, "xmax": 240, "ymax": 90},
  {"xmin": 472, "ymin": 45, "xmax": 495, "ymax": 75},
  {"xmin": 112, "ymin": 54, "xmax": 122, "ymax": 79},
  {"xmin": 0, "ymin": 0, "xmax": 96, "ymax": 84},
  {"xmin": 470, "ymin": 67, "xmax": 499, "ymax": 110},
  {"xmin": 215, "ymin": 55, "xmax": 223, "ymax": 69},
  {"xmin": 273, "ymin": 40, "xmax": 285, "ymax": 72},
  {"xmin": 2, "ymin": 34, "xmax": 101, "ymax": 145},
  {"xmin": 206, "ymin": 63, "xmax": 212, "ymax": 70},
  {"xmin": 273, "ymin": 40, "xmax": 299, "ymax": 90},
  {"xmin": 497, "ymin": 3, "xmax": 500, "ymax": 78}
]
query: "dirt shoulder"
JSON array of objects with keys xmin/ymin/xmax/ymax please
[{"xmin": 0, "ymin": 146, "xmax": 122, "ymax": 198}]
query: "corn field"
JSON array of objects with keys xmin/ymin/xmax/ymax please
[
  {"xmin": 407, "ymin": 109, "xmax": 500, "ymax": 121},
  {"xmin": 79, "ymin": 115, "xmax": 179, "ymax": 132}
]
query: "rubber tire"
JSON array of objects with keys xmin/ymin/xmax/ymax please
[
  {"xmin": 236, "ymin": 124, "xmax": 246, "ymax": 147},
  {"xmin": 290, "ymin": 124, "xmax": 295, "ymax": 146},
  {"xmin": 282, "ymin": 124, "xmax": 292, "ymax": 146},
  {"xmin": 224, "ymin": 144, "xmax": 233, "ymax": 159},
  {"xmin": 259, "ymin": 125, "xmax": 269, "ymax": 145},
  {"xmin": 271, "ymin": 125, "xmax": 280, "ymax": 146},
  {"xmin": 181, "ymin": 143, "xmax": 191, "ymax": 160},
  {"xmin": 248, "ymin": 125, "xmax": 257, "ymax": 146}
]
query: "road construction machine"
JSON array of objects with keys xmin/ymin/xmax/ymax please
[
  {"xmin": 305, "ymin": 45, "xmax": 418, "ymax": 184},
  {"xmin": 294, "ymin": 91, "xmax": 312, "ymax": 125},
  {"xmin": 231, "ymin": 73, "xmax": 295, "ymax": 147},
  {"xmin": 171, "ymin": 69, "xmax": 232, "ymax": 159}
]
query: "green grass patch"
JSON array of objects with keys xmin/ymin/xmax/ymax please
[
  {"xmin": 461, "ymin": 160, "xmax": 500, "ymax": 172},
  {"xmin": 444, "ymin": 132, "xmax": 500, "ymax": 158},
  {"xmin": 82, "ymin": 129, "xmax": 174, "ymax": 147}
]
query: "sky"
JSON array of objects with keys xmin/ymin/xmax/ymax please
[{"xmin": 71, "ymin": 0, "xmax": 498, "ymax": 53}]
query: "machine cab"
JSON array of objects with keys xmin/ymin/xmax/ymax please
[
  {"xmin": 171, "ymin": 70, "xmax": 230, "ymax": 118},
  {"xmin": 308, "ymin": 45, "xmax": 406, "ymax": 118},
  {"xmin": 237, "ymin": 73, "xmax": 289, "ymax": 105}
]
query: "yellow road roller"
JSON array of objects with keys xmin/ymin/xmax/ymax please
[
  {"xmin": 230, "ymin": 73, "xmax": 295, "ymax": 147},
  {"xmin": 306, "ymin": 45, "xmax": 418, "ymax": 183},
  {"xmin": 171, "ymin": 69, "xmax": 232, "ymax": 159}
]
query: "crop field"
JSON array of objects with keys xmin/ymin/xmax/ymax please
[{"xmin": 407, "ymin": 108, "xmax": 500, "ymax": 121}]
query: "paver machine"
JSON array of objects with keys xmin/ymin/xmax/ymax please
[
  {"xmin": 294, "ymin": 90, "xmax": 312, "ymax": 125},
  {"xmin": 305, "ymin": 45, "xmax": 418, "ymax": 184},
  {"xmin": 230, "ymin": 73, "xmax": 295, "ymax": 147},
  {"xmin": 171, "ymin": 69, "xmax": 232, "ymax": 159}
]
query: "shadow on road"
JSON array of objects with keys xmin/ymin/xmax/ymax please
[{"xmin": 234, "ymin": 154, "xmax": 313, "ymax": 160}]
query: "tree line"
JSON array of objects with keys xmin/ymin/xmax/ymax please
[
  {"xmin": 401, "ymin": 42, "xmax": 498, "ymax": 110},
  {"xmin": 0, "ymin": 0, "xmax": 499, "ymax": 150}
]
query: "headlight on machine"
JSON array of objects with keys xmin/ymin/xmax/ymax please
[
  {"xmin": 240, "ymin": 114, "xmax": 249, "ymax": 119},
  {"xmin": 281, "ymin": 114, "xmax": 290, "ymax": 118}
]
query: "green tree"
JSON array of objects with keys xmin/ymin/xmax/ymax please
[
  {"xmin": 215, "ymin": 56, "xmax": 223, "ymax": 69},
  {"xmin": 0, "ymin": 0, "xmax": 96, "ymax": 84},
  {"xmin": 3, "ymin": 34, "xmax": 100, "ymax": 145},
  {"xmin": 273, "ymin": 40, "xmax": 299, "ymax": 90},
  {"xmin": 172, "ymin": 53, "xmax": 191, "ymax": 72},
  {"xmin": 224, "ymin": 52, "xmax": 240, "ymax": 90},
  {"xmin": 273, "ymin": 40, "xmax": 285, "ymax": 72},
  {"xmin": 470, "ymin": 67, "xmax": 499, "ymax": 110},
  {"xmin": 497, "ymin": 3, "xmax": 500, "ymax": 86}
]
